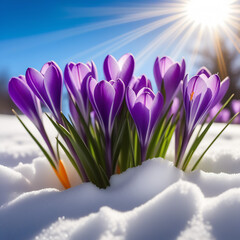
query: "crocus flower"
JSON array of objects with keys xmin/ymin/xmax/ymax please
[
  {"xmin": 8, "ymin": 75, "xmax": 58, "ymax": 164},
  {"xmin": 88, "ymin": 77, "xmax": 125, "ymax": 136},
  {"xmin": 154, "ymin": 56, "xmax": 185, "ymax": 111},
  {"xmin": 88, "ymin": 77, "xmax": 125, "ymax": 177},
  {"xmin": 231, "ymin": 99, "xmax": 240, "ymax": 124},
  {"xmin": 128, "ymin": 75, "xmax": 152, "ymax": 94},
  {"xmin": 65, "ymin": 61, "xmax": 97, "ymax": 123},
  {"xmin": 103, "ymin": 54, "xmax": 135, "ymax": 87},
  {"xmin": 126, "ymin": 87, "xmax": 164, "ymax": 162},
  {"xmin": 175, "ymin": 73, "xmax": 229, "ymax": 167},
  {"xmin": 208, "ymin": 103, "xmax": 230, "ymax": 123},
  {"xmin": 183, "ymin": 73, "xmax": 227, "ymax": 132},
  {"xmin": 26, "ymin": 61, "xmax": 63, "ymax": 122},
  {"xmin": 9, "ymin": 75, "xmax": 43, "ymax": 130},
  {"xmin": 196, "ymin": 67, "xmax": 230, "ymax": 107}
]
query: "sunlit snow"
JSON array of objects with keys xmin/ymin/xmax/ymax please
[{"xmin": 0, "ymin": 115, "xmax": 240, "ymax": 240}]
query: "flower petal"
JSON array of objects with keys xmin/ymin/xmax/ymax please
[
  {"xmin": 9, "ymin": 77, "xmax": 42, "ymax": 127},
  {"xmin": 212, "ymin": 76, "xmax": 230, "ymax": 107},
  {"xmin": 131, "ymin": 102, "xmax": 150, "ymax": 145},
  {"xmin": 148, "ymin": 92, "xmax": 164, "ymax": 138},
  {"xmin": 159, "ymin": 56, "xmax": 174, "ymax": 79},
  {"xmin": 153, "ymin": 57, "xmax": 163, "ymax": 90},
  {"xmin": 196, "ymin": 67, "xmax": 211, "ymax": 78},
  {"xmin": 164, "ymin": 63, "xmax": 181, "ymax": 105},
  {"xmin": 44, "ymin": 65, "xmax": 62, "ymax": 116},
  {"xmin": 118, "ymin": 53, "xmax": 135, "ymax": 86},
  {"xmin": 94, "ymin": 80, "xmax": 115, "ymax": 133},
  {"xmin": 109, "ymin": 79, "xmax": 125, "ymax": 122},
  {"xmin": 103, "ymin": 55, "xmax": 120, "ymax": 81},
  {"xmin": 126, "ymin": 87, "xmax": 137, "ymax": 110}
]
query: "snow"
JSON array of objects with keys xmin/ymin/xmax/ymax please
[{"xmin": 0, "ymin": 115, "xmax": 240, "ymax": 240}]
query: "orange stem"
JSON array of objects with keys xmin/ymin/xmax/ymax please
[{"xmin": 53, "ymin": 160, "xmax": 71, "ymax": 189}]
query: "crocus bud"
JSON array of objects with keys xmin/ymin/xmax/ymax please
[
  {"xmin": 154, "ymin": 56, "xmax": 185, "ymax": 111},
  {"xmin": 103, "ymin": 53, "xmax": 135, "ymax": 87},
  {"xmin": 128, "ymin": 75, "xmax": 152, "ymax": 94},
  {"xmin": 64, "ymin": 62, "xmax": 96, "ymax": 122},
  {"xmin": 88, "ymin": 77, "xmax": 125, "ymax": 136},
  {"xmin": 26, "ymin": 61, "xmax": 63, "ymax": 122},
  {"xmin": 126, "ymin": 87, "xmax": 164, "ymax": 162},
  {"xmin": 9, "ymin": 76, "xmax": 42, "ymax": 129}
]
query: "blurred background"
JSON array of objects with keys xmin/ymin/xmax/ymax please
[{"xmin": 0, "ymin": 0, "xmax": 239, "ymax": 114}]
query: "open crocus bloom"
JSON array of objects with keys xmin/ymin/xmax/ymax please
[
  {"xmin": 197, "ymin": 67, "xmax": 230, "ymax": 106},
  {"xmin": 183, "ymin": 74, "xmax": 220, "ymax": 133},
  {"xmin": 126, "ymin": 87, "xmax": 164, "ymax": 161},
  {"xmin": 103, "ymin": 54, "xmax": 135, "ymax": 87},
  {"xmin": 154, "ymin": 56, "xmax": 185, "ymax": 111},
  {"xmin": 183, "ymin": 73, "xmax": 228, "ymax": 133},
  {"xmin": 87, "ymin": 77, "xmax": 125, "ymax": 136},
  {"xmin": 26, "ymin": 61, "xmax": 63, "ymax": 122}
]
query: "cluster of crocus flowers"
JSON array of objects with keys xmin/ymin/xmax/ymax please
[{"xmin": 9, "ymin": 54, "xmax": 239, "ymax": 189}]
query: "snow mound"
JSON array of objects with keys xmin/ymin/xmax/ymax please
[{"xmin": 0, "ymin": 115, "xmax": 240, "ymax": 240}]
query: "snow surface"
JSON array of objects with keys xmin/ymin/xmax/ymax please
[{"xmin": 0, "ymin": 115, "xmax": 240, "ymax": 240}]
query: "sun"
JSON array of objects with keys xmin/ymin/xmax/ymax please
[{"xmin": 185, "ymin": 0, "xmax": 231, "ymax": 28}]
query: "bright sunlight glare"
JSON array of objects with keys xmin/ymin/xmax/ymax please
[{"xmin": 185, "ymin": 0, "xmax": 231, "ymax": 27}]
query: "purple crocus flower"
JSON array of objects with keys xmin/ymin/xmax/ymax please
[
  {"xmin": 126, "ymin": 87, "xmax": 164, "ymax": 162},
  {"xmin": 208, "ymin": 103, "xmax": 231, "ymax": 123},
  {"xmin": 175, "ymin": 72, "xmax": 229, "ymax": 167},
  {"xmin": 8, "ymin": 75, "xmax": 58, "ymax": 163},
  {"xmin": 103, "ymin": 54, "xmax": 135, "ymax": 87},
  {"xmin": 231, "ymin": 99, "xmax": 240, "ymax": 124},
  {"xmin": 88, "ymin": 77, "xmax": 125, "ymax": 136},
  {"xmin": 26, "ymin": 61, "xmax": 63, "ymax": 122},
  {"xmin": 196, "ymin": 67, "xmax": 230, "ymax": 107},
  {"xmin": 183, "ymin": 73, "xmax": 226, "ymax": 132},
  {"xmin": 9, "ymin": 76, "xmax": 42, "ymax": 129},
  {"xmin": 88, "ymin": 77, "xmax": 125, "ymax": 177},
  {"xmin": 64, "ymin": 61, "xmax": 97, "ymax": 123},
  {"xmin": 128, "ymin": 75, "xmax": 152, "ymax": 94},
  {"xmin": 154, "ymin": 56, "xmax": 185, "ymax": 111}
]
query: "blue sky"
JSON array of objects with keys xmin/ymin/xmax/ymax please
[{"xmin": 0, "ymin": 0, "xmax": 192, "ymax": 87}]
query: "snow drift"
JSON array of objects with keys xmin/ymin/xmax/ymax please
[{"xmin": 0, "ymin": 115, "xmax": 240, "ymax": 240}]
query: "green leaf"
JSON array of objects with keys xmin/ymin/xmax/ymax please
[
  {"xmin": 181, "ymin": 94, "xmax": 234, "ymax": 170},
  {"xmin": 13, "ymin": 110, "xmax": 56, "ymax": 169},
  {"xmin": 191, "ymin": 112, "xmax": 239, "ymax": 171},
  {"xmin": 57, "ymin": 138, "xmax": 83, "ymax": 179},
  {"xmin": 146, "ymin": 100, "xmax": 175, "ymax": 159},
  {"xmin": 59, "ymin": 113, "xmax": 110, "ymax": 187}
]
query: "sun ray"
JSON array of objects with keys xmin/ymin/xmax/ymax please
[
  {"xmin": 188, "ymin": 25, "xmax": 204, "ymax": 71},
  {"xmin": 220, "ymin": 24, "xmax": 240, "ymax": 53},
  {"xmin": 136, "ymin": 17, "xmax": 191, "ymax": 70},
  {"xmin": 171, "ymin": 22, "xmax": 198, "ymax": 58},
  {"xmin": 67, "ymin": 6, "xmax": 185, "ymax": 18},
  {"xmin": 90, "ymin": 13, "xmax": 187, "ymax": 60},
  {"xmin": 3, "ymin": 0, "xmax": 239, "ymax": 77},
  {"xmin": 66, "ymin": 13, "xmax": 186, "ymax": 62},
  {"xmin": 212, "ymin": 29, "xmax": 228, "ymax": 78}
]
